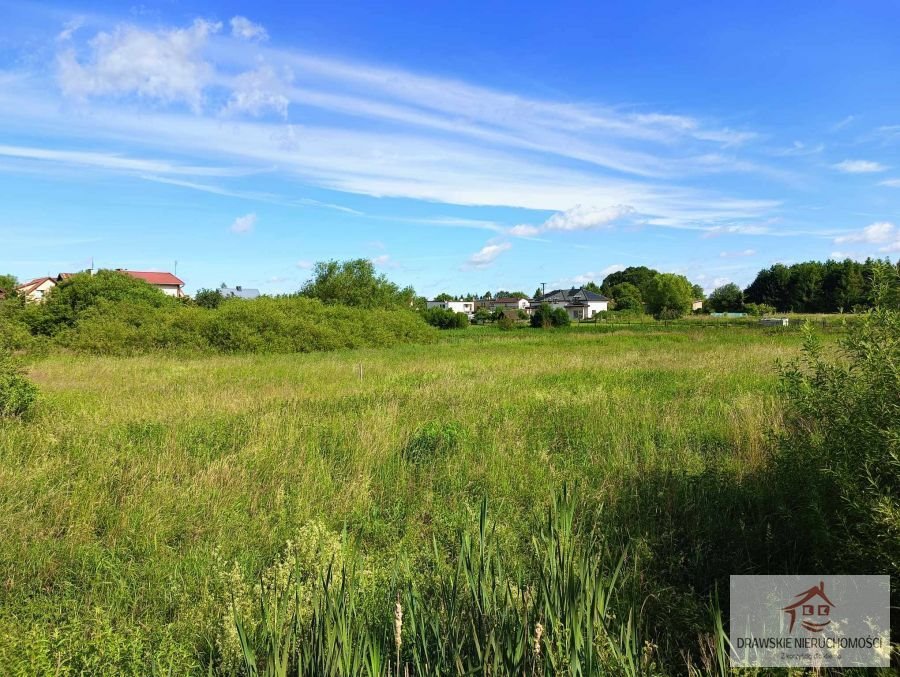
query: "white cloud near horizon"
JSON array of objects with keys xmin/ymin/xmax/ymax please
[
  {"xmin": 229, "ymin": 212, "xmax": 257, "ymax": 234},
  {"xmin": 833, "ymin": 221, "xmax": 900, "ymax": 253}
]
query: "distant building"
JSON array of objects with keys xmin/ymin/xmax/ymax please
[
  {"xmin": 16, "ymin": 276, "xmax": 57, "ymax": 303},
  {"xmin": 119, "ymin": 270, "xmax": 185, "ymax": 297},
  {"xmin": 692, "ymin": 300, "xmax": 704, "ymax": 311},
  {"xmin": 220, "ymin": 285, "xmax": 260, "ymax": 299},
  {"xmin": 531, "ymin": 287, "xmax": 609, "ymax": 320},
  {"xmin": 426, "ymin": 299, "xmax": 475, "ymax": 318},
  {"xmin": 476, "ymin": 296, "xmax": 531, "ymax": 313}
]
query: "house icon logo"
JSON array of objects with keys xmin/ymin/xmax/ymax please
[{"xmin": 782, "ymin": 580, "xmax": 834, "ymax": 633}]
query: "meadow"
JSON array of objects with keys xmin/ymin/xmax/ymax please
[{"xmin": 0, "ymin": 322, "xmax": 895, "ymax": 674}]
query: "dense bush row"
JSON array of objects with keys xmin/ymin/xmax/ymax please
[{"xmin": 0, "ymin": 270, "xmax": 435, "ymax": 356}]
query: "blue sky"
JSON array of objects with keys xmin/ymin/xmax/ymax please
[{"xmin": 1, "ymin": 1, "xmax": 899, "ymax": 297}]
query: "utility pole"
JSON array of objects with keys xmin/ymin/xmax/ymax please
[{"xmin": 541, "ymin": 282, "xmax": 547, "ymax": 297}]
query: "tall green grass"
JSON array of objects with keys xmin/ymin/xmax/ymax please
[{"xmin": 0, "ymin": 326, "xmax": 869, "ymax": 673}]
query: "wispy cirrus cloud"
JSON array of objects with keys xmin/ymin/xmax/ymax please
[
  {"xmin": 832, "ymin": 159, "xmax": 888, "ymax": 174},
  {"xmin": 0, "ymin": 13, "xmax": 803, "ymax": 242}
]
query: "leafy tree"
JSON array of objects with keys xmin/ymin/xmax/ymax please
[
  {"xmin": 600, "ymin": 266, "xmax": 659, "ymax": 298},
  {"xmin": 0, "ymin": 274, "xmax": 17, "ymax": 298},
  {"xmin": 644, "ymin": 273, "xmax": 693, "ymax": 319},
  {"xmin": 584, "ymin": 281, "xmax": 603, "ymax": 295},
  {"xmin": 299, "ymin": 259, "xmax": 415, "ymax": 309},
  {"xmin": 608, "ymin": 282, "xmax": 643, "ymax": 312},
  {"xmin": 496, "ymin": 290, "xmax": 528, "ymax": 299},
  {"xmin": 533, "ymin": 287, "xmax": 544, "ymax": 300},
  {"xmin": 433, "ymin": 293, "xmax": 455, "ymax": 302},
  {"xmin": 194, "ymin": 288, "xmax": 224, "ymax": 309},
  {"xmin": 707, "ymin": 283, "xmax": 744, "ymax": 312},
  {"xmin": 690, "ymin": 284, "xmax": 705, "ymax": 301}
]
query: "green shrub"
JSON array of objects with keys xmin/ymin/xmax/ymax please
[
  {"xmin": 497, "ymin": 314, "xmax": 516, "ymax": 331},
  {"xmin": 778, "ymin": 300, "xmax": 900, "ymax": 577},
  {"xmin": 530, "ymin": 303, "xmax": 570, "ymax": 328},
  {"xmin": 0, "ymin": 353, "xmax": 37, "ymax": 418},
  {"xmin": 777, "ymin": 265, "xmax": 900, "ymax": 622},
  {"xmin": 422, "ymin": 307, "xmax": 468, "ymax": 329},
  {"xmin": 403, "ymin": 421, "xmax": 466, "ymax": 463},
  {"xmin": 55, "ymin": 296, "xmax": 435, "ymax": 355}
]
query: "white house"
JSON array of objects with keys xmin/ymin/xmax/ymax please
[
  {"xmin": 489, "ymin": 296, "xmax": 531, "ymax": 312},
  {"xmin": 427, "ymin": 299, "xmax": 475, "ymax": 317},
  {"xmin": 15, "ymin": 276, "xmax": 58, "ymax": 303},
  {"xmin": 531, "ymin": 287, "xmax": 609, "ymax": 320},
  {"xmin": 692, "ymin": 300, "xmax": 704, "ymax": 312}
]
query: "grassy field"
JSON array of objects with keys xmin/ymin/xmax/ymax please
[{"xmin": 0, "ymin": 326, "xmax": 829, "ymax": 673}]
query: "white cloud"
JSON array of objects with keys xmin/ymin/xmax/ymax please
[
  {"xmin": 878, "ymin": 178, "xmax": 900, "ymax": 188},
  {"xmin": 570, "ymin": 264, "xmax": 625, "ymax": 286},
  {"xmin": 230, "ymin": 16, "xmax": 268, "ymax": 42},
  {"xmin": 833, "ymin": 221, "xmax": 895, "ymax": 244},
  {"xmin": 0, "ymin": 17, "xmax": 785, "ymax": 231},
  {"xmin": 833, "ymin": 221, "xmax": 900, "ymax": 253},
  {"xmin": 56, "ymin": 18, "xmax": 220, "ymax": 110},
  {"xmin": 0, "ymin": 143, "xmax": 237, "ymax": 176},
  {"xmin": 223, "ymin": 66, "xmax": 291, "ymax": 118},
  {"xmin": 830, "ymin": 115, "xmax": 855, "ymax": 132},
  {"xmin": 831, "ymin": 159, "xmax": 888, "ymax": 174},
  {"xmin": 508, "ymin": 204, "xmax": 635, "ymax": 238},
  {"xmin": 296, "ymin": 259, "xmax": 313, "ymax": 269},
  {"xmin": 543, "ymin": 204, "xmax": 635, "ymax": 231},
  {"xmin": 465, "ymin": 242, "xmax": 511, "ymax": 269},
  {"xmin": 230, "ymin": 212, "xmax": 257, "ymax": 234},
  {"xmin": 508, "ymin": 224, "xmax": 541, "ymax": 237},
  {"xmin": 719, "ymin": 249, "xmax": 757, "ymax": 258},
  {"xmin": 57, "ymin": 17, "xmax": 84, "ymax": 42}
]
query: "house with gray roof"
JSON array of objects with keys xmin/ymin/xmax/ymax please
[
  {"xmin": 220, "ymin": 285, "xmax": 260, "ymax": 299},
  {"xmin": 530, "ymin": 287, "xmax": 609, "ymax": 320}
]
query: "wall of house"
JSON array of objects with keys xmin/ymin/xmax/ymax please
[
  {"xmin": 154, "ymin": 284, "xmax": 182, "ymax": 297},
  {"xmin": 26, "ymin": 280, "xmax": 56, "ymax": 303},
  {"xmin": 427, "ymin": 300, "xmax": 474, "ymax": 317}
]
